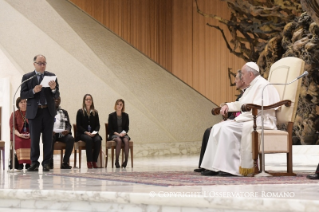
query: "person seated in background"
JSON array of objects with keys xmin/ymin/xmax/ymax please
[
  {"xmin": 76, "ymin": 94, "xmax": 102, "ymax": 169},
  {"xmin": 108, "ymin": 99, "xmax": 130, "ymax": 168},
  {"xmin": 307, "ymin": 164, "xmax": 319, "ymax": 180},
  {"xmin": 9, "ymin": 97, "xmax": 31, "ymax": 170},
  {"xmin": 200, "ymin": 62, "xmax": 280, "ymax": 177},
  {"xmin": 194, "ymin": 70, "xmax": 248, "ymax": 173},
  {"xmin": 50, "ymin": 96, "xmax": 74, "ymax": 169}
]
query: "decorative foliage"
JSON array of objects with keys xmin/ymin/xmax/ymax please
[
  {"xmin": 195, "ymin": 0, "xmax": 303, "ymax": 63},
  {"xmin": 280, "ymin": 14, "xmax": 319, "ymax": 144}
]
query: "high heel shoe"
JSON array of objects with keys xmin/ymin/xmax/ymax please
[
  {"xmin": 122, "ymin": 160, "xmax": 128, "ymax": 168},
  {"xmin": 92, "ymin": 162, "xmax": 98, "ymax": 168},
  {"xmin": 87, "ymin": 162, "xmax": 93, "ymax": 169},
  {"xmin": 115, "ymin": 160, "xmax": 120, "ymax": 168}
]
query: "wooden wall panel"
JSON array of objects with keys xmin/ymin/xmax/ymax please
[
  {"xmin": 172, "ymin": 0, "xmax": 193, "ymax": 86},
  {"xmin": 68, "ymin": 0, "xmax": 245, "ymax": 104},
  {"xmin": 119, "ymin": 0, "xmax": 131, "ymax": 43}
]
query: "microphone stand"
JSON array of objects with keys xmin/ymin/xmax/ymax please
[
  {"xmin": 8, "ymin": 74, "xmax": 38, "ymax": 173},
  {"xmin": 255, "ymin": 71, "xmax": 308, "ymax": 177}
]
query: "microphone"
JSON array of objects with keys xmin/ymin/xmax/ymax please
[
  {"xmin": 296, "ymin": 71, "xmax": 308, "ymax": 80},
  {"xmin": 22, "ymin": 73, "xmax": 40, "ymax": 84},
  {"xmin": 256, "ymin": 70, "xmax": 307, "ymax": 177}
]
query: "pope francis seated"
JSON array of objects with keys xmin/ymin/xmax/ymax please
[{"xmin": 201, "ymin": 62, "xmax": 280, "ymax": 177}]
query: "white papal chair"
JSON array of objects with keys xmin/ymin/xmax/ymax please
[
  {"xmin": 212, "ymin": 57, "xmax": 305, "ymax": 176},
  {"xmin": 242, "ymin": 57, "xmax": 305, "ymax": 176}
]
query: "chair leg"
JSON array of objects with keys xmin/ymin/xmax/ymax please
[
  {"xmin": 111, "ymin": 147, "xmax": 114, "ymax": 168},
  {"xmin": 79, "ymin": 148, "xmax": 82, "ymax": 169},
  {"xmin": 122, "ymin": 147, "xmax": 124, "ymax": 164},
  {"xmin": 130, "ymin": 146, "xmax": 133, "ymax": 168},
  {"xmin": 60, "ymin": 150, "xmax": 63, "ymax": 168},
  {"xmin": 287, "ymin": 152, "xmax": 293, "ymax": 174},
  {"xmin": 105, "ymin": 146, "xmax": 108, "ymax": 168},
  {"xmin": 74, "ymin": 150, "xmax": 77, "ymax": 168},
  {"xmin": 259, "ymin": 153, "xmax": 262, "ymax": 173},
  {"xmin": 99, "ymin": 149, "xmax": 102, "ymax": 168}
]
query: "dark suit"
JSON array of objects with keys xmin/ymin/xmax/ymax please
[
  {"xmin": 51, "ymin": 108, "xmax": 74, "ymax": 166},
  {"xmin": 107, "ymin": 112, "xmax": 129, "ymax": 140},
  {"xmin": 20, "ymin": 70, "xmax": 59, "ymax": 166},
  {"xmin": 198, "ymin": 92, "xmax": 243, "ymax": 168}
]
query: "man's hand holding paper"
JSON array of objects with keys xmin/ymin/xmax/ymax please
[{"xmin": 40, "ymin": 76, "xmax": 57, "ymax": 88}]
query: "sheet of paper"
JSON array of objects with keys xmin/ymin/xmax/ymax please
[
  {"xmin": 92, "ymin": 131, "xmax": 97, "ymax": 135},
  {"xmin": 53, "ymin": 129, "xmax": 64, "ymax": 133},
  {"xmin": 40, "ymin": 76, "xmax": 57, "ymax": 87}
]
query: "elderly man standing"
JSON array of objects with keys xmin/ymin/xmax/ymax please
[
  {"xmin": 201, "ymin": 62, "xmax": 280, "ymax": 177},
  {"xmin": 21, "ymin": 54, "xmax": 59, "ymax": 172}
]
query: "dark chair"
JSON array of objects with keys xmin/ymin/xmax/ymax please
[
  {"xmin": 105, "ymin": 123, "xmax": 133, "ymax": 168},
  {"xmin": 53, "ymin": 141, "xmax": 67, "ymax": 168},
  {"xmin": 73, "ymin": 124, "xmax": 102, "ymax": 168}
]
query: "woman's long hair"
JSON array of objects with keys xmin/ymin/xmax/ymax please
[{"xmin": 82, "ymin": 94, "xmax": 96, "ymax": 116}]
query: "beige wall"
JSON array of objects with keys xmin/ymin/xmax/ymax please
[
  {"xmin": 0, "ymin": 0, "xmax": 222, "ymax": 157},
  {"xmin": 68, "ymin": 0, "xmax": 245, "ymax": 105}
]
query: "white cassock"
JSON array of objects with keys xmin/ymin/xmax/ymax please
[{"xmin": 201, "ymin": 76, "xmax": 280, "ymax": 176}]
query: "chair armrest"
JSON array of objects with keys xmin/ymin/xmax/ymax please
[
  {"xmin": 241, "ymin": 100, "xmax": 292, "ymax": 112},
  {"xmin": 241, "ymin": 100, "xmax": 291, "ymax": 132},
  {"xmin": 212, "ymin": 107, "xmax": 231, "ymax": 121},
  {"xmin": 211, "ymin": 107, "xmax": 221, "ymax": 115}
]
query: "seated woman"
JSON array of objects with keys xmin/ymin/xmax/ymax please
[
  {"xmin": 76, "ymin": 94, "xmax": 102, "ymax": 169},
  {"xmin": 108, "ymin": 99, "xmax": 130, "ymax": 168},
  {"xmin": 9, "ymin": 97, "xmax": 31, "ymax": 169}
]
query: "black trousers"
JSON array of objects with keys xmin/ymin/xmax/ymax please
[
  {"xmin": 28, "ymin": 107, "xmax": 54, "ymax": 166},
  {"xmin": 79, "ymin": 134, "xmax": 101, "ymax": 162},
  {"xmin": 51, "ymin": 134, "xmax": 75, "ymax": 165},
  {"xmin": 198, "ymin": 127, "xmax": 212, "ymax": 168}
]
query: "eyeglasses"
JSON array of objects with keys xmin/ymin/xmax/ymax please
[{"xmin": 34, "ymin": 62, "xmax": 47, "ymax": 66}]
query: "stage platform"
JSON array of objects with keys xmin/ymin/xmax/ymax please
[{"xmin": 0, "ymin": 146, "xmax": 319, "ymax": 212}]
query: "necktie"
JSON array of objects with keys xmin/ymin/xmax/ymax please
[{"xmin": 39, "ymin": 74, "xmax": 46, "ymax": 105}]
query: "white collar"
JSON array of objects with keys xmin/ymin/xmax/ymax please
[{"xmin": 84, "ymin": 108, "xmax": 93, "ymax": 113}]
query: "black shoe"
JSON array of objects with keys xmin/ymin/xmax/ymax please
[
  {"xmin": 194, "ymin": 168, "xmax": 205, "ymax": 172},
  {"xmin": 61, "ymin": 163, "xmax": 72, "ymax": 169},
  {"xmin": 17, "ymin": 164, "xmax": 24, "ymax": 170},
  {"xmin": 25, "ymin": 164, "xmax": 31, "ymax": 169},
  {"xmin": 201, "ymin": 170, "xmax": 219, "ymax": 176},
  {"xmin": 218, "ymin": 171, "xmax": 237, "ymax": 177},
  {"xmin": 122, "ymin": 161, "xmax": 128, "ymax": 168},
  {"xmin": 115, "ymin": 160, "xmax": 120, "ymax": 168},
  {"xmin": 27, "ymin": 163, "xmax": 39, "ymax": 171},
  {"xmin": 307, "ymin": 173, "xmax": 319, "ymax": 180},
  {"xmin": 43, "ymin": 164, "xmax": 50, "ymax": 172}
]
